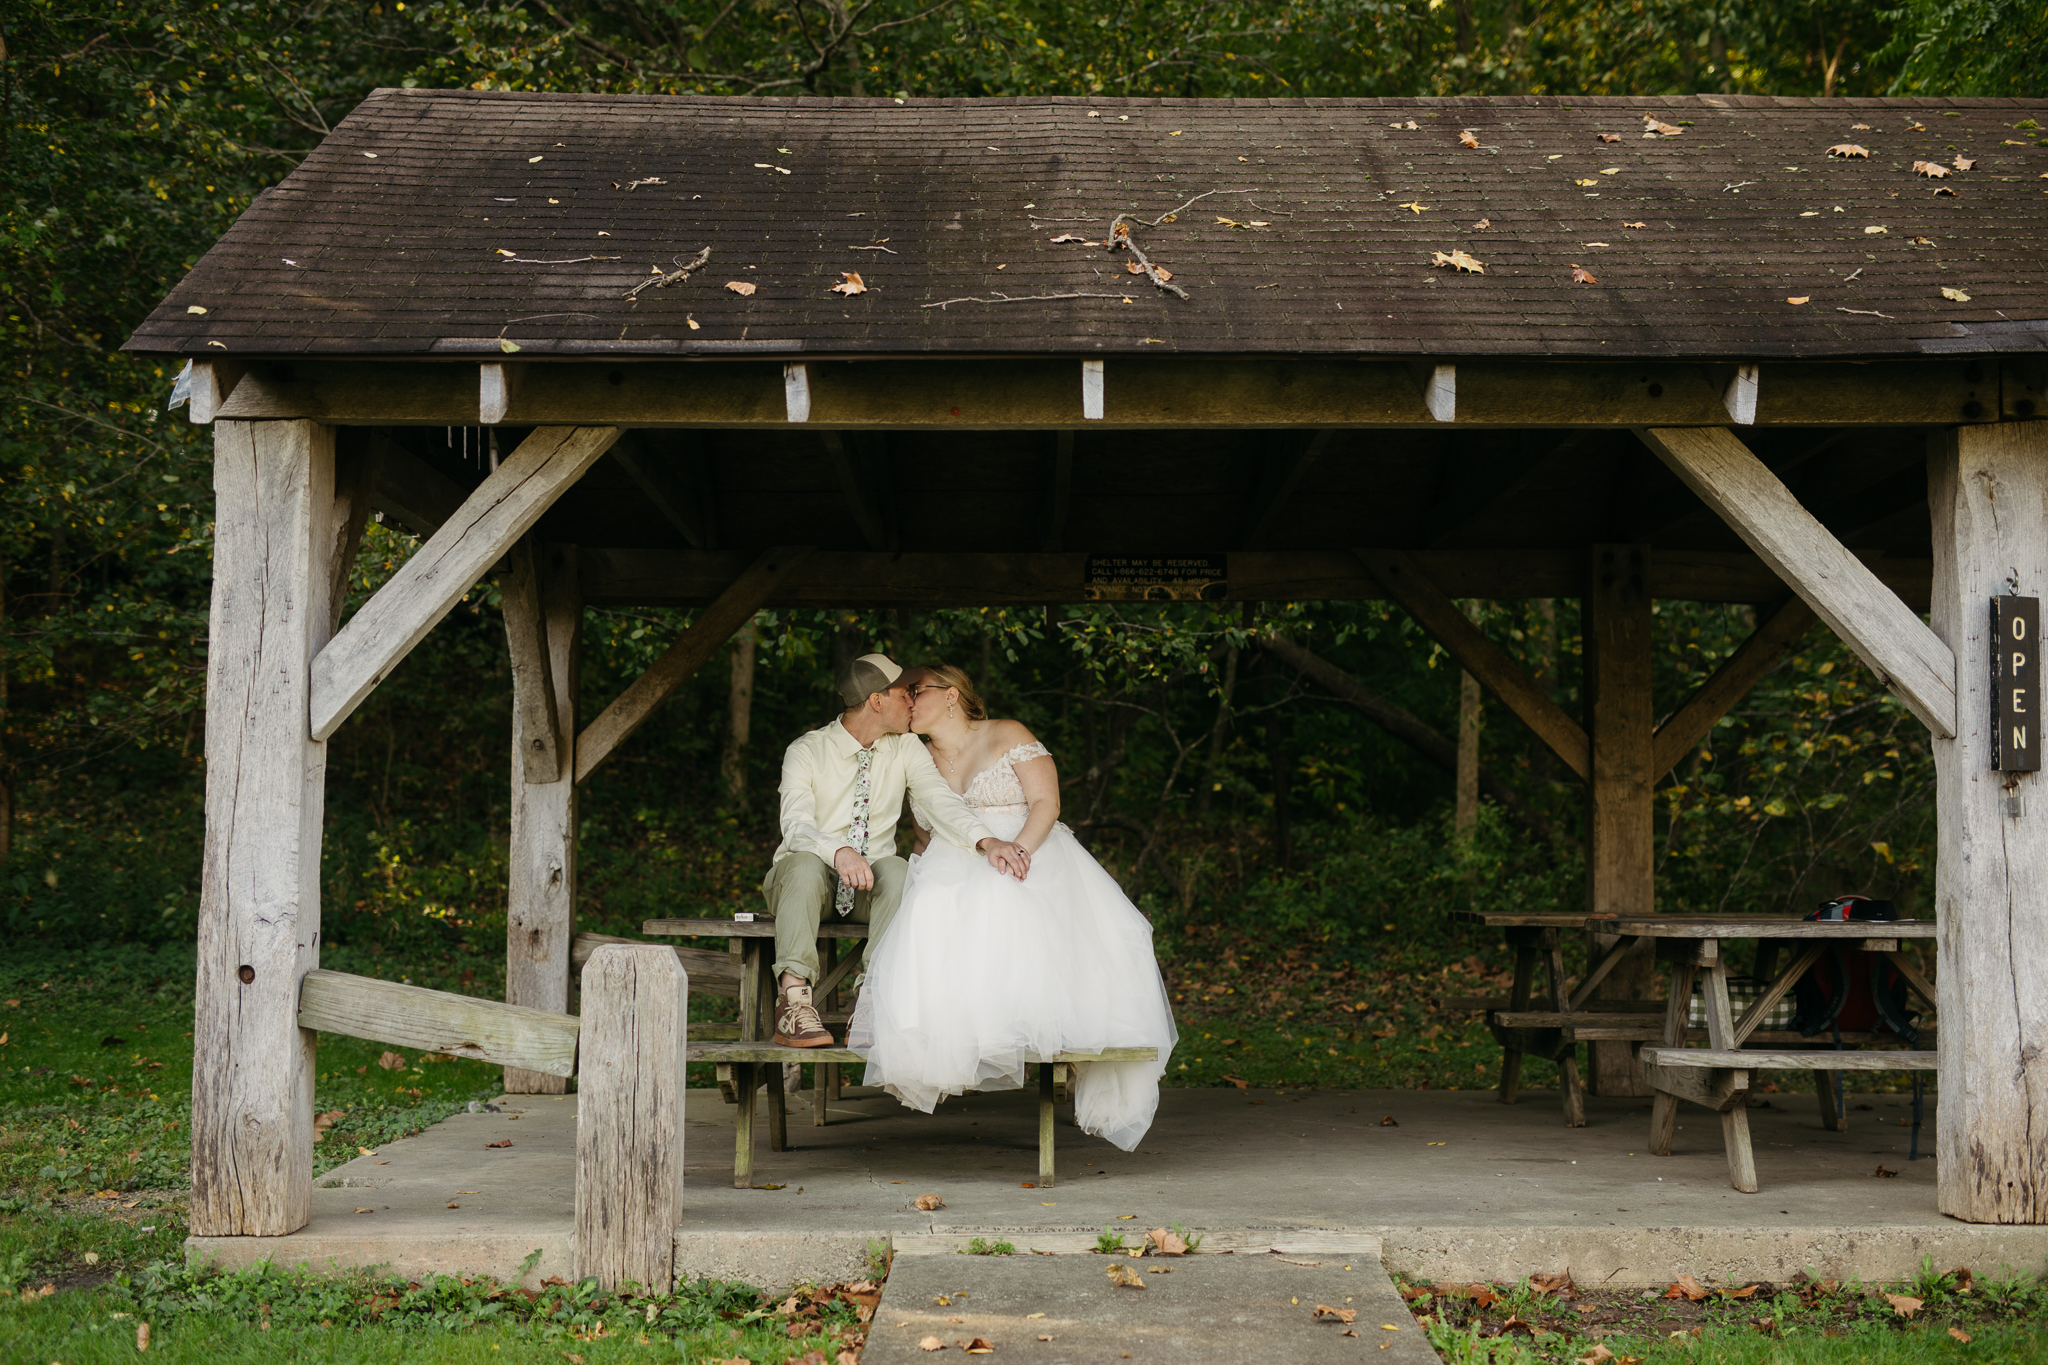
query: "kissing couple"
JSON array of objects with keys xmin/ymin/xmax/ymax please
[{"xmin": 761, "ymin": 652, "xmax": 1178, "ymax": 1151}]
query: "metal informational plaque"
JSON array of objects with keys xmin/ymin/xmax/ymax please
[
  {"xmin": 1994, "ymin": 595, "xmax": 2041, "ymax": 772},
  {"xmin": 1082, "ymin": 555, "xmax": 1228, "ymax": 602}
]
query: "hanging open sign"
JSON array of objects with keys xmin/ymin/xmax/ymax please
[{"xmin": 1994, "ymin": 596, "xmax": 2041, "ymax": 772}]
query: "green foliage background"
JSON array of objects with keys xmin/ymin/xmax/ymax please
[{"xmin": 1, "ymin": 0, "xmax": 2021, "ymax": 989}]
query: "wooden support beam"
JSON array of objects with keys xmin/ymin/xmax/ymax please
[
  {"xmin": 571, "ymin": 932, "xmax": 742, "ymax": 995},
  {"xmin": 1354, "ymin": 548, "xmax": 1590, "ymax": 780},
  {"xmin": 505, "ymin": 544, "xmax": 580, "ymax": 1094},
  {"xmin": 480, "ymin": 362, "xmax": 523, "ymax": 425},
  {"xmin": 610, "ymin": 435, "xmax": 711, "ymax": 549},
  {"xmin": 1242, "ymin": 431, "xmax": 1334, "ymax": 550},
  {"xmin": 187, "ymin": 359, "xmax": 247, "ymax": 425},
  {"xmin": 784, "ymin": 362, "xmax": 811, "ymax": 423},
  {"xmin": 1584, "ymin": 544, "xmax": 1657, "ymax": 1098},
  {"xmin": 327, "ymin": 437, "xmax": 381, "ymax": 636},
  {"xmin": 576, "ymin": 547, "xmax": 811, "ymax": 784},
  {"xmin": 298, "ymin": 969, "xmax": 579, "ymax": 1076},
  {"xmin": 1640, "ymin": 426, "xmax": 1957, "ymax": 739},
  {"xmin": 1082, "ymin": 359, "xmax": 1104, "ymax": 420},
  {"xmin": 1425, "ymin": 436, "xmax": 1586, "ymax": 550},
  {"xmin": 1930, "ymin": 420, "xmax": 2048, "ymax": 1224},
  {"xmin": 1426, "ymin": 365, "xmax": 1456, "ymax": 422},
  {"xmin": 575, "ymin": 945, "xmax": 687, "ymax": 1292},
  {"xmin": 366, "ymin": 434, "xmax": 473, "ymax": 537},
  {"xmin": 1652, "ymin": 597, "xmax": 1818, "ymax": 778},
  {"xmin": 192, "ymin": 420, "xmax": 339, "ymax": 1238},
  {"xmin": 310, "ymin": 425, "xmax": 619, "ymax": 741},
  {"xmin": 821, "ymin": 432, "xmax": 892, "ymax": 550},
  {"xmin": 1038, "ymin": 432, "xmax": 1073, "ymax": 552}
]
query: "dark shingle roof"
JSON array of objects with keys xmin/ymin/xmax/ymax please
[{"xmin": 124, "ymin": 90, "xmax": 2048, "ymax": 361}]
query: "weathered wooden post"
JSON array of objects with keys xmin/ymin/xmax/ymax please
[
  {"xmin": 575, "ymin": 944, "xmax": 688, "ymax": 1290},
  {"xmin": 1930, "ymin": 422, "xmax": 2048, "ymax": 1223},
  {"xmin": 1584, "ymin": 543, "xmax": 1656, "ymax": 1097},
  {"xmin": 505, "ymin": 540, "xmax": 581, "ymax": 1093},
  {"xmin": 191, "ymin": 419, "xmax": 339, "ymax": 1237}
]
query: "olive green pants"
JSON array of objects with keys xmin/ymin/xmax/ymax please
[{"xmin": 762, "ymin": 851, "xmax": 909, "ymax": 985}]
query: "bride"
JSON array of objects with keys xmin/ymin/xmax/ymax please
[{"xmin": 847, "ymin": 664, "xmax": 1178, "ymax": 1151}]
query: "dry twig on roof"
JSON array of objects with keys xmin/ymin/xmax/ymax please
[
  {"xmin": 921, "ymin": 291, "xmax": 1138, "ymax": 310},
  {"xmin": 1104, "ymin": 189, "xmax": 1258, "ymax": 300},
  {"xmin": 500, "ymin": 255, "xmax": 622, "ymax": 265},
  {"xmin": 623, "ymin": 246, "xmax": 712, "ymax": 300}
]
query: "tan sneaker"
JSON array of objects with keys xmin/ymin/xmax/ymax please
[{"xmin": 774, "ymin": 983, "xmax": 833, "ymax": 1048}]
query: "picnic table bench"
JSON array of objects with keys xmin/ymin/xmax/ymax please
[{"xmin": 644, "ymin": 918, "xmax": 1157, "ymax": 1188}]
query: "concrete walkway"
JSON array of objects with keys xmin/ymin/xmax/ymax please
[{"xmin": 187, "ymin": 1084, "xmax": 2048, "ymax": 1294}]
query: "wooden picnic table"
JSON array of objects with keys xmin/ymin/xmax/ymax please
[
  {"xmin": 643, "ymin": 917, "xmax": 1155, "ymax": 1188},
  {"xmin": 1609, "ymin": 915, "xmax": 1939, "ymax": 1193},
  {"xmin": 1447, "ymin": 911, "xmax": 1603, "ymax": 1126}
]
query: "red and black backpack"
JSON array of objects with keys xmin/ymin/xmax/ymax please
[{"xmin": 1787, "ymin": 895, "xmax": 1921, "ymax": 1045}]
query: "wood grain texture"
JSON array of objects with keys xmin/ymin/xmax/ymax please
[
  {"xmin": 501, "ymin": 536, "xmax": 560, "ymax": 786},
  {"xmin": 575, "ymin": 946, "xmax": 687, "ymax": 1291},
  {"xmin": 1653, "ymin": 597, "xmax": 1817, "ymax": 778},
  {"xmin": 1641, "ymin": 1063, "xmax": 1750, "ymax": 1110},
  {"xmin": 187, "ymin": 360, "xmax": 247, "ymax": 425},
  {"xmin": 575, "ymin": 547, "xmax": 810, "ymax": 784},
  {"xmin": 310, "ymin": 425, "xmax": 618, "ymax": 740},
  {"xmin": 191, "ymin": 422, "xmax": 337, "ymax": 1237},
  {"xmin": 1605, "ymin": 917, "xmax": 1936, "ymax": 938},
  {"xmin": 1641, "ymin": 1047, "xmax": 1937, "ymax": 1071},
  {"xmin": 571, "ymin": 932, "xmax": 742, "ymax": 993},
  {"xmin": 367, "ymin": 436, "xmax": 472, "ymax": 536},
  {"xmin": 1640, "ymin": 426, "xmax": 1957, "ymax": 738},
  {"xmin": 1929, "ymin": 421, "xmax": 2048, "ymax": 1224},
  {"xmin": 298, "ymin": 969, "xmax": 579, "ymax": 1075},
  {"xmin": 505, "ymin": 544, "xmax": 579, "ymax": 1095},
  {"xmin": 1355, "ymin": 548, "xmax": 1590, "ymax": 780}
]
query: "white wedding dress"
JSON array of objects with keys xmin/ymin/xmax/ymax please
[{"xmin": 847, "ymin": 741, "xmax": 1178, "ymax": 1151}]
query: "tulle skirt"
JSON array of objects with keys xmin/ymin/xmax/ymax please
[{"xmin": 847, "ymin": 809, "xmax": 1178, "ymax": 1151}]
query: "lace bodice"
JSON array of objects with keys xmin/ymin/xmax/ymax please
[{"xmin": 913, "ymin": 741, "xmax": 1052, "ymax": 828}]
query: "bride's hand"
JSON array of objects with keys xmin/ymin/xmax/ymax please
[{"xmin": 981, "ymin": 839, "xmax": 1030, "ymax": 881}]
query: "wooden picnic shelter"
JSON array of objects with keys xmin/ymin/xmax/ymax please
[{"xmin": 124, "ymin": 90, "xmax": 2048, "ymax": 1282}]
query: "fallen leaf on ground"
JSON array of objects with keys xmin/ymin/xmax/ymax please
[
  {"xmin": 1531, "ymin": 1271, "xmax": 1576, "ymax": 1296},
  {"xmin": 486, "ymin": 1139, "xmax": 513, "ymax": 1149},
  {"xmin": 753, "ymin": 1183, "xmax": 786, "ymax": 1190},
  {"xmin": 355, "ymin": 1207, "xmax": 373, "ymax": 1214},
  {"xmin": 914, "ymin": 1193, "xmax": 945, "ymax": 1211},
  {"xmin": 828, "ymin": 271, "xmax": 867, "ymax": 296},
  {"xmin": 1459, "ymin": 130, "xmax": 1480, "ymax": 149},
  {"xmin": 1666, "ymin": 1276, "xmax": 1709, "ymax": 1302},
  {"xmin": 1950, "ymin": 1326, "xmax": 1972, "ymax": 1343},
  {"xmin": 1380, "ymin": 1115, "xmax": 1399, "ymax": 1126},
  {"xmin": 1875, "ymin": 1161, "xmax": 1902, "ymax": 1175},
  {"xmin": 725, "ymin": 280, "xmax": 757, "ymax": 296},
  {"xmin": 1313, "ymin": 1305, "xmax": 1358, "ymax": 1323},
  {"xmin": 1578, "ymin": 1346, "xmax": 1615, "ymax": 1365},
  {"xmin": 314, "ymin": 1109, "xmax": 345, "ymax": 1135},
  {"xmin": 1431, "ymin": 249, "xmax": 1485, "ymax": 274},
  {"xmin": 1721, "ymin": 1283, "xmax": 1761, "ymax": 1299},
  {"xmin": 1037, "ymin": 1334, "xmax": 1052, "ymax": 1342},
  {"xmin": 1571, "ymin": 265, "xmax": 1598, "ymax": 284},
  {"xmin": 1397, "ymin": 1284, "xmax": 1430, "ymax": 1301},
  {"xmin": 1147, "ymin": 1228, "xmax": 1188, "ymax": 1255},
  {"xmin": 1828, "ymin": 144, "xmax": 1870, "ymax": 158},
  {"xmin": 1885, "ymin": 1293, "xmax": 1922, "ymax": 1318},
  {"xmin": 1107, "ymin": 1264, "xmax": 1148, "ymax": 1289},
  {"xmin": 1913, "ymin": 160, "xmax": 1951, "ymax": 178},
  {"xmin": 961, "ymin": 1339, "xmax": 994, "ymax": 1354},
  {"xmin": 1048, "ymin": 234, "xmax": 1093, "ymax": 244},
  {"xmin": 1787, "ymin": 296, "xmax": 1810, "ymax": 305},
  {"xmin": 1644, "ymin": 117, "xmax": 1684, "ymax": 136},
  {"xmin": 357, "ymin": 1146, "xmax": 377, "ymax": 1157},
  {"xmin": 138, "ymin": 1321, "xmax": 151, "ymax": 1351},
  {"xmin": 1220, "ymin": 1075, "xmax": 1249, "ymax": 1089},
  {"xmin": 1954, "ymin": 156, "xmax": 1977, "ymax": 170},
  {"xmin": 376, "ymin": 1051, "xmax": 406, "ymax": 1070}
]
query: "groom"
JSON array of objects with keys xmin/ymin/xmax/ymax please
[{"xmin": 763, "ymin": 652, "xmax": 1029, "ymax": 1048}]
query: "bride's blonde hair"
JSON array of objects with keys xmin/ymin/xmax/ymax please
[{"xmin": 911, "ymin": 662, "xmax": 988, "ymax": 722}]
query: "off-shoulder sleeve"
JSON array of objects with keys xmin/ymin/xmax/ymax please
[{"xmin": 1004, "ymin": 741, "xmax": 1053, "ymax": 766}]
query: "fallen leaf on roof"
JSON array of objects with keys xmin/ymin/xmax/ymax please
[
  {"xmin": 1913, "ymin": 160, "xmax": 1950, "ymax": 177},
  {"xmin": 1913, "ymin": 235, "xmax": 1937, "ymax": 245},
  {"xmin": 1581, "ymin": 241, "xmax": 1611, "ymax": 248},
  {"xmin": 2005, "ymin": 139, "xmax": 2029, "ymax": 146},
  {"xmin": 1799, "ymin": 210, "xmax": 1821, "ymax": 217},
  {"xmin": 1471, "ymin": 217, "xmax": 1491, "ymax": 229},
  {"xmin": 1459, "ymin": 130, "xmax": 1480, "ymax": 148},
  {"xmin": 1622, "ymin": 220, "xmax": 1648, "ymax": 229},
  {"xmin": 1107, "ymin": 1263, "xmax": 1147, "ymax": 1288},
  {"xmin": 362, "ymin": 151, "xmax": 378, "ymax": 159},
  {"xmin": 548, "ymin": 197, "xmax": 559, "ymax": 204},
  {"xmin": 1213, "ymin": 216, "xmax": 1267, "ymax": 229},
  {"xmin": 686, "ymin": 316, "xmax": 699, "ymax": 330},
  {"xmin": 1665, "ymin": 1276, "xmax": 1709, "ymax": 1302},
  {"xmin": 1397, "ymin": 201, "xmax": 1430, "ymax": 213},
  {"xmin": 1049, "ymin": 233, "xmax": 1094, "ymax": 244},
  {"xmin": 1828, "ymin": 144, "xmax": 1870, "ymax": 158},
  {"xmin": 1600, "ymin": 167, "xmax": 1622, "ymax": 175},
  {"xmin": 829, "ymin": 271, "xmax": 868, "ymax": 296},
  {"xmin": 1170, "ymin": 130, "xmax": 1183, "ymax": 136},
  {"xmin": 1851, "ymin": 123, "xmax": 1872, "ymax": 131},
  {"xmin": 1395, "ymin": 120, "xmax": 1419, "ymax": 130},
  {"xmin": 1954, "ymin": 156, "xmax": 1977, "ymax": 170},
  {"xmin": 1865, "ymin": 225, "xmax": 1889, "ymax": 234},
  {"xmin": 1885, "ymin": 1293, "xmax": 1922, "ymax": 1318},
  {"xmin": 724, "ymin": 280, "xmax": 757, "ymax": 296},
  {"xmin": 1934, "ymin": 186, "xmax": 1958, "ymax": 196},
  {"xmin": 527, "ymin": 156, "xmax": 543, "ymax": 163},
  {"xmin": 1597, "ymin": 134, "xmax": 1620, "ymax": 143},
  {"xmin": 1313, "ymin": 1305, "xmax": 1358, "ymax": 1323},
  {"xmin": 1431, "ymin": 249, "xmax": 1485, "ymax": 274},
  {"xmin": 1907, "ymin": 120, "xmax": 1927, "ymax": 131},
  {"xmin": 185, "ymin": 305, "xmax": 208, "ymax": 314},
  {"xmin": 914, "ymin": 1193, "xmax": 945, "ymax": 1210},
  {"xmin": 1573, "ymin": 178, "xmax": 1599, "ymax": 187},
  {"xmin": 622, "ymin": 177, "xmax": 668, "ymax": 190},
  {"xmin": 1644, "ymin": 117, "xmax": 1684, "ymax": 136}
]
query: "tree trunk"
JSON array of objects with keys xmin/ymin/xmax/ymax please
[
  {"xmin": 721, "ymin": 619, "xmax": 757, "ymax": 802},
  {"xmin": 1262, "ymin": 661, "xmax": 1293, "ymax": 872},
  {"xmin": 1455, "ymin": 670, "xmax": 1481, "ymax": 835},
  {"xmin": 1196, "ymin": 645, "xmax": 1239, "ymax": 816}
]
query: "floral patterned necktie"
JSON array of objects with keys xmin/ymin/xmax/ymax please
[{"xmin": 834, "ymin": 745, "xmax": 873, "ymax": 916}]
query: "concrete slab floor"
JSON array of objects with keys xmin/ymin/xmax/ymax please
[{"xmin": 187, "ymin": 1084, "xmax": 2048, "ymax": 1293}]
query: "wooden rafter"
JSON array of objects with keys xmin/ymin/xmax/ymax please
[
  {"xmin": 610, "ymin": 433, "xmax": 712, "ymax": 549},
  {"xmin": 575, "ymin": 547, "xmax": 812, "ymax": 784},
  {"xmin": 1353, "ymin": 547, "xmax": 1591, "ymax": 781},
  {"xmin": 1242, "ymin": 430, "xmax": 1334, "ymax": 549},
  {"xmin": 1038, "ymin": 431, "xmax": 1073, "ymax": 552},
  {"xmin": 821, "ymin": 432, "xmax": 892, "ymax": 550},
  {"xmin": 1652, "ymin": 596, "xmax": 1817, "ymax": 779},
  {"xmin": 309, "ymin": 425, "xmax": 620, "ymax": 741},
  {"xmin": 1426, "ymin": 435, "xmax": 1587, "ymax": 549},
  {"xmin": 1638, "ymin": 426, "xmax": 1957, "ymax": 739}
]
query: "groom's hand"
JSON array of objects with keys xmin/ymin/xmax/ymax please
[
  {"xmin": 833, "ymin": 846, "xmax": 876, "ymax": 891},
  {"xmin": 977, "ymin": 838, "xmax": 1031, "ymax": 881}
]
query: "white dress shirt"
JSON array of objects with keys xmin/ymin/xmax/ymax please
[{"xmin": 774, "ymin": 719, "xmax": 995, "ymax": 865}]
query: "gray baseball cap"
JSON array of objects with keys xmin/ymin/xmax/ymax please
[{"xmin": 836, "ymin": 652, "xmax": 904, "ymax": 708}]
